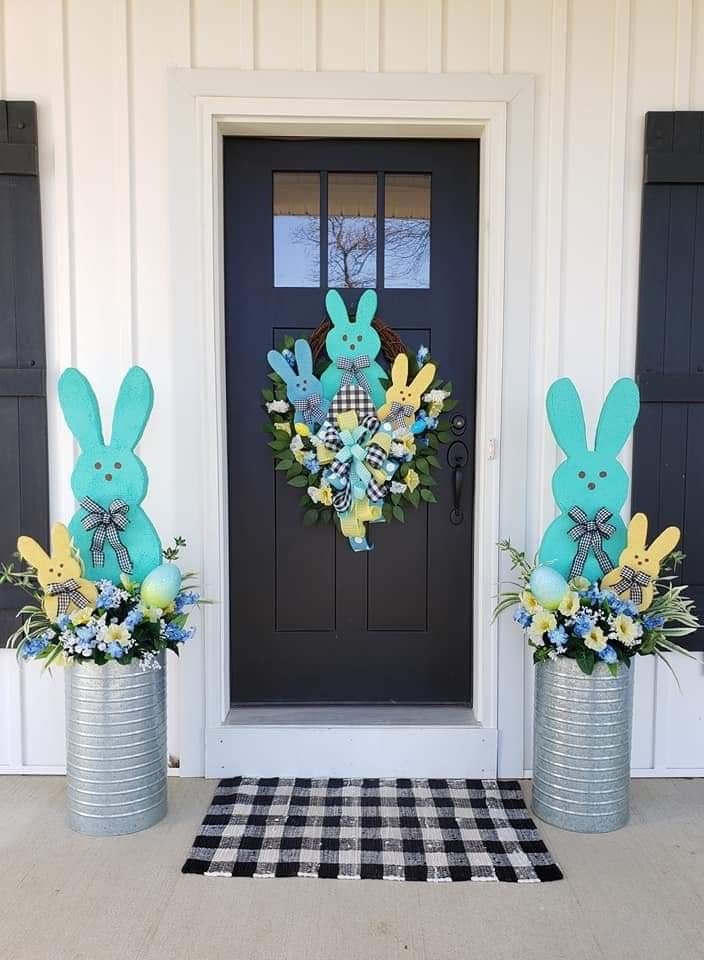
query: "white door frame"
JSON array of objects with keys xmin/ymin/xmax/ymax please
[{"xmin": 168, "ymin": 69, "xmax": 535, "ymax": 778}]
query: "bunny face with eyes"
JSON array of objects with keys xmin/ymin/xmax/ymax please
[
  {"xmin": 538, "ymin": 377, "xmax": 640, "ymax": 582},
  {"xmin": 58, "ymin": 367, "xmax": 162, "ymax": 584},
  {"xmin": 320, "ymin": 290, "xmax": 388, "ymax": 409},
  {"xmin": 378, "ymin": 353, "xmax": 437, "ymax": 429},
  {"xmin": 602, "ymin": 513, "xmax": 680, "ymax": 610},
  {"xmin": 267, "ymin": 339, "xmax": 329, "ymax": 429},
  {"xmin": 17, "ymin": 523, "xmax": 98, "ymax": 620}
]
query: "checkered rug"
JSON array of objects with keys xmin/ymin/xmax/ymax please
[{"xmin": 182, "ymin": 777, "xmax": 562, "ymax": 882}]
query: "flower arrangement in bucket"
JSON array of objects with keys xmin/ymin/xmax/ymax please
[
  {"xmin": 264, "ymin": 289, "xmax": 455, "ymax": 551},
  {"xmin": 0, "ymin": 366, "xmax": 202, "ymax": 836},
  {"xmin": 495, "ymin": 376, "xmax": 700, "ymax": 833}
]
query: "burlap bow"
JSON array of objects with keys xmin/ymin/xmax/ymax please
[
  {"xmin": 385, "ymin": 401, "xmax": 415, "ymax": 431},
  {"xmin": 336, "ymin": 355, "xmax": 371, "ymax": 396},
  {"xmin": 46, "ymin": 579, "xmax": 91, "ymax": 616},
  {"xmin": 610, "ymin": 565, "xmax": 651, "ymax": 605},
  {"xmin": 80, "ymin": 497, "xmax": 133, "ymax": 573},
  {"xmin": 567, "ymin": 506, "xmax": 616, "ymax": 579},
  {"xmin": 293, "ymin": 393, "xmax": 328, "ymax": 428}
]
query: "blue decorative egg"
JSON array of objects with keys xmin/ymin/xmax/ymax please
[
  {"xmin": 529, "ymin": 565, "xmax": 569, "ymax": 610},
  {"xmin": 140, "ymin": 563, "xmax": 182, "ymax": 608},
  {"xmin": 411, "ymin": 417, "xmax": 427, "ymax": 436}
]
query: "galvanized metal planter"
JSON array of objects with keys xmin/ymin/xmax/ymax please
[
  {"xmin": 65, "ymin": 654, "xmax": 167, "ymax": 836},
  {"xmin": 532, "ymin": 656, "xmax": 634, "ymax": 833}
]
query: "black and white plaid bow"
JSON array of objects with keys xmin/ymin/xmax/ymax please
[
  {"xmin": 610, "ymin": 565, "xmax": 651, "ymax": 605},
  {"xmin": 385, "ymin": 401, "xmax": 415, "ymax": 431},
  {"xmin": 567, "ymin": 506, "xmax": 616, "ymax": 579},
  {"xmin": 293, "ymin": 393, "xmax": 327, "ymax": 427},
  {"xmin": 336, "ymin": 355, "xmax": 371, "ymax": 396},
  {"xmin": 318, "ymin": 415, "xmax": 387, "ymax": 515},
  {"xmin": 80, "ymin": 497, "xmax": 133, "ymax": 573},
  {"xmin": 46, "ymin": 579, "xmax": 91, "ymax": 616}
]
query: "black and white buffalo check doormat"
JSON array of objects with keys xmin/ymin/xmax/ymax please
[{"xmin": 182, "ymin": 777, "xmax": 562, "ymax": 882}]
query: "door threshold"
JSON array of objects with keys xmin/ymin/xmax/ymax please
[
  {"xmin": 225, "ymin": 704, "xmax": 479, "ymax": 726},
  {"xmin": 206, "ymin": 706, "xmax": 496, "ymax": 778}
]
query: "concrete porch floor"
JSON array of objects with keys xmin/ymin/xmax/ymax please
[{"xmin": 0, "ymin": 777, "xmax": 703, "ymax": 960}]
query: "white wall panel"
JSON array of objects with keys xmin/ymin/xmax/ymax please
[{"xmin": 0, "ymin": 0, "xmax": 703, "ymax": 775}]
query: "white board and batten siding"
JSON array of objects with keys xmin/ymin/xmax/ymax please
[{"xmin": 0, "ymin": 0, "xmax": 703, "ymax": 778}]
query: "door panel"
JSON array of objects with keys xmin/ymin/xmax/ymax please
[{"xmin": 224, "ymin": 138, "xmax": 479, "ymax": 702}]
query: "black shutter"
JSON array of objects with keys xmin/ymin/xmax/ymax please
[
  {"xmin": 0, "ymin": 101, "xmax": 49, "ymax": 645},
  {"xmin": 632, "ymin": 111, "xmax": 704, "ymax": 650}
]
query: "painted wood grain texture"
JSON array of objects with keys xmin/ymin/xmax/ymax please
[{"xmin": 0, "ymin": 0, "xmax": 703, "ymax": 774}]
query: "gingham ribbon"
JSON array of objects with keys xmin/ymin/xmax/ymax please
[
  {"xmin": 319, "ymin": 416, "xmax": 387, "ymax": 515},
  {"xmin": 385, "ymin": 401, "xmax": 415, "ymax": 431},
  {"xmin": 46, "ymin": 579, "xmax": 90, "ymax": 616},
  {"xmin": 610, "ymin": 565, "xmax": 651, "ymax": 605},
  {"xmin": 293, "ymin": 393, "xmax": 327, "ymax": 428},
  {"xmin": 80, "ymin": 496, "xmax": 133, "ymax": 573},
  {"xmin": 567, "ymin": 506, "xmax": 616, "ymax": 580},
  {"xmin": 336, "ymin": 355, "xmax": 371, "ymax": 396}
]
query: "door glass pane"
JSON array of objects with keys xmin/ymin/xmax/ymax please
[
  {"xmin": 328, "ymin": 173, "xmax": 376, "ymax": 288},
  {"xmin": 384, "ymin": 174, "xmax": 431, "ymax": 288},
  {"xmin": 273, "ymin": 172, "xmax": 320, "ymax": 287}
]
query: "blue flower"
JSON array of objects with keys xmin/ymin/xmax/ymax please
[
  {"xmin": 282, "ymin": 348, "xmax": 296, "ymax": 369},
  {"xmin": 174, "ymin": 591, "xmax": 200, "ymax": 613},
  {"xmin": 513, "ymin": 606, "xmax": 532, "ymax": 628},
  {"xmin": 643, "ymin": 613, "xmax": 665, "ymax": 630},
  {"xmin": 22, "ymin": 633, "xmax": 51, "ymax": 659},
  {"xmin": 425, "ymin": 416, "xmax": 439, "ymax": 430},
  {"xmin": 164, "ymin": 623, "xmax": 195, "ymax": 644},
  {"xmin": 124, "ymin": 607, "xmax": 144, "ymax": 630},
  {"xmin": 599, "ymin": 644, "xmax": 618, "ymax": 664},
  {"xmin": 303, "ymin": 452, "xmax": 321, "ymax": 475},
  {"xmin": 96, "ymin": 582, "xmax": 122, "ymax": 610},
  {"xmin": 585, "ymin": 584, "xmax": 606, "ymax": 603},
  {"xmin": 548, "ymin": 625, "xmax": 568, "ymax": 646},
  {"xmin": 107, "ymin": 641, "xmax": 124, "ymax": 659},
  {"xmin": 572, "ymin": 613, "xmax": 593, "ymax": 638},
  {"xmin": 76, "ymin": 625, "xmax": 97, "ymax": 645},
  {"xmin": 416, "ymin": 345, "xmax": 429, "ymax": 366},
  {"xmin": 419, "ymin": 436, "xmax": 430, "ymax": 447},
  {"xmin": 56, "ymin": 614, "xmax": 71, "ymax": 630},
  {"xmin": 611, "ymin": 597, "xmax": 638, "ymax": 618}
]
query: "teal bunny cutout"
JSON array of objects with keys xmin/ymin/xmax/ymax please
[
  {"xmin": 537, "ymin": 377, "xmax": 640, "ymax": 582},
  {"xmin": 320, "ymin": 290, "xmax": 388, "ymax": 409},
  {"xmin": 58, "ymin": 367, "xmax": 162, "ymax": 584}
]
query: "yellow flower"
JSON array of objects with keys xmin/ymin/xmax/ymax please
[
  {"xmin": 558, "ymin": 591, "xmax": 580, "ymax": 617},
  {"xmin": 529, "ymin": 610, "xmax": 557, "ymax": 641},
  {"xmin": 520, "ymin": 590, "xmax": 542, "ymax": 616},
  {"xmin": 402, "ymin": 434, "xmax": 416, "ymax": 455},
  {"xmin": 612, "ymin": 614, "xmax": 643, "ymax": 648},
  {"xmin": 584, "ymin": 626, "xmax": 606, "ymax": 652},
  {"xmin": 293, "ymin": 447, "xmax": 307, "ymax": 464},
  {"xmin": 104, "ymin": 623, "xmax": 131, "ymax": 645},
  {"xmin": 405, "ymin": 469, "xmax": 420, "ymax": 492},
  {"xmin": 428, "ymin": 401, "xmax": 444, "ymax": 418},
  {"xmin": 318, "ymin": 482, "xmax": 333, "ymax": 507},
  {"xmin": 294, "ymin": 422, "xmax": 310, "ymax": 437},
  {"xmin": 70, "ymin": 605, "xmax": 93, "ymax": 626},
  {"xmin": 275, "ymin": 421, "xmax": 292, "ymax": 436},
  {"xmin": 570, "ymin": 576, "xmax": 590, "ymax": 592}
]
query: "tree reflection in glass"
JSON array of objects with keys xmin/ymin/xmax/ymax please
[{"xmin": 384, "ymin": 174, "xmax": 430, "ymax": 289}]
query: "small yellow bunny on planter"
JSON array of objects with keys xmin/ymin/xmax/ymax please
[
  {"xmin": 17, "ymin": 522, "xmax": 97, "ymax": 620},
  {"xmin": 601, "ymin": 512, "xmax": 680, "ymax": 611},
  {"xmin": 377, "ymin": 353, "xmax": 436, "ymax": 431}
]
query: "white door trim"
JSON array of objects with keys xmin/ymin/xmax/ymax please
[{"xmin": 168, "ymin": 69, "xmax": 535, "ymax": 778}]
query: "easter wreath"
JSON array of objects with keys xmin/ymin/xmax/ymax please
[{"xmin": 263, "ymin": 289, "xmax": 455, "ymax": 552}]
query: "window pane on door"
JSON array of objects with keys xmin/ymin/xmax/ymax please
[
  {"xmin": 384, "ymin": 174, "xmax": 431, "ymax": 288},
  {"xmin": 273, "ymin": 172, "xmax": 320, "ymax": 287},
  {"xmin": 328, "ymin": 173, "xmax": 377, "ymax": 288}
]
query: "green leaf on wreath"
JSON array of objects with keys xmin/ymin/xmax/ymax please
[
  {"xmin": 426, "ymin": 454, "xmax": 441, "ymax": 468},
  {"xmin": 399, "ymin": 463, "xmax": 409, "ymax": 477},
  {"xmin": 420, "ymin": 473, "xmax": 437, "ymax": 486},
  {"xmin": 275, "ymin": 459, "xmax": 293, "ymax": 471},
  {"xmin": 408, "ymin": 488, "xmax": 421, "ymax": 507},
  {"xmin": 607, "ymin": 661, "xmax": 619, "ymax": 678},
  {"xmin": 443, "ymin": 398, "xmax": 458, "ymax": 412},
  {"xmin": 303, "ymin": 509, "xmax": 318, "ymax": 526},
  {"xmin": 268, "ymin": 372, "xmax": 284, "ymax": 383},
  {"xmin": 415, "ymin": 458, "xmax": 429, "ymax": 474},
  {"xmin": 268, "ymin": 439, "xmax": 290, "ymax": 451},
  {"xmin": 437, "ymin": 431, "xmax": 452, "ymax": 443},
  {"xmin": 443, "ymin": 381, "xmax": 453, "ymax": 394},
  {"xmin": 320, "ymin": 509, "xmax": 332, "ymax": 525},
  {"xmin": 286, "ymin": 463, "xmax": 303, "ymax": 479},
  {"xmin": 576, "ymin": 649, "xmax": 596, "ymax": 675},
  {"xmin": 392, "ymin": 504, "xmax": 405, "ymax": 523},
  {"xmin": 284, "ymin": 335, "xmax": 295, "ymax": 349},
  {"xmin": 288, "ymin": 475, "xmax": 308, "ymax": 488},
  {"xmin": 262, "ymin": 388, "xmax": 275, "ymax": 402},
  {"xmin": 391, "ymin": 493, "xmax": 401, "ymax": 506},
  {"xmin": 427, "ymin": 434, "xmax": 439, "ymax": 449},
  {"xmin": 382, "ymin": 503, "xmax": 393, "ymax": 522},
  {"xmin": 419, "ymin": 488, "xmax": 437, "ymax": 503}
]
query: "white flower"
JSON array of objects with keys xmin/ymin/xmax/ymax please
[
  {"xmin": 391, "ymin": 442, "xmax": 407, "ymax": 459},
  {"xmin": 558, "ymin": 591, "xmax": 580, "ymax": 617},
  {"xmin": 528, "ymin": 610, "xmax": 557, "ymax": 645},
  {"xmin": 423, "ymin": 389, "xmax": 450, "ymax": 405},
  {"xmin": 307, "ymin": 485, "xmax": 322, "ymax": 504},
  {"xmin": 520, "ymin": 591, "xmax": 543, "ymax": 616},
  {"xmin": 101, "ymin": 623, "xmax": 131, "ymax": 646},
  {"xmin": 584, "ymin": 626, "xmax": 607, "ymax": 652},
  {"xmin": 289, "ymin": 435, "xmax": 304, "ymax": 453},
  {"xmin": 611, "ymin": 614, "xmax": 643, "ymax": 648},
  {"xmin": 266, "ymin": 400, "xmax": 290, "ymax": 414},
  {"xmin": 390, "ymin": 481, "xmax": 407, "ymax": 494},
  {"xmin": 140, "ymin": 604, "xmax": 163, "ymax": 624}
]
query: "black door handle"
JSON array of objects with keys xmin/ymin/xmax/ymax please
[{"xmin": 447, "ymin": 440, "xmax": 469, "ymax": 525}]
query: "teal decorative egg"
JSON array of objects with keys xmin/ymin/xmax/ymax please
[
  {"xmin": 529, "ymin": 565, "xmax": 569, "ymax": 610},
  {"xmin": 140, "ymin": 563, "xmax": 182, "ymax": 608}
]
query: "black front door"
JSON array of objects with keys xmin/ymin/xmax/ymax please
[{"xmin": 224, "ymin": 138, "xmax": 478, "ymax": 704}]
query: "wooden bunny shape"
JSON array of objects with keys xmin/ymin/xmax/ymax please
[
  {"xmin": 17, "ymin": 523, "xmax": 98, "ymax": 621},
  {"xmin": 377, "ymin": 354, "xmax": 436, "ymax": 431},
  {"xmin": 601, "ymin": 513, "xmax": 680, "ymax": 611}
]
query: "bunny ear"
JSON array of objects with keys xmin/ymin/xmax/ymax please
[
  {"xmin": 111, "ymin": 366, "xmax": 154, "ymax": 450},
  {"xmin": 391, "ymin": 353, "xmax": 409, "ymax": 387},
  {"xmin": 627, "ymin": 513, "xmax": 648, "ymax": 551},
  {"xmin": 267, "ymin": 350, "xmax": 295, "ymax": 385},
  {"xmin": 58, "ymin": 368, "xmax": 104, "ymax": 450},
  {"xmin": 410, "ymin": 362, "xmax": 437, "ymax": 397},
  {"xmin": 325, "ymin": 290, "xmax": 349, "ymax": 327},
  {"xmin": 355, "ymin": 290, "xmax": 377, "ymax": 328},
  {"xmin": 294, "ymin": 339, "xmax": 313, "ymax": 376},
  {"xmin": 50, "ymin": 523, "xmax": 72, "ymax": 558},
  {"xmin": 17, "ymin": 535, "xmax": 49, "ymax": 570},
  {"xmin": 545, "ymin": 378, "xmax": 587, "ymax": 456},
  {"xmin": 648, "ymin": 525, "xmax": 681, "ymax": 561},
  {"xmin": 594, "ymin": 377, "xmax": 640, "ymax": 456}
]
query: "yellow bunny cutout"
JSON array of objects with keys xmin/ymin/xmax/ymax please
[
  {"xmin": 601, "ymin": 513, "xmax": 680, "ymax": 611},
  {"xmin": 377, "ymin": 353, "xmax": 437, "ymax": 431},
  {"xmin": 17, "ymin": 523, "xmax": 97, "ymax": 621}
]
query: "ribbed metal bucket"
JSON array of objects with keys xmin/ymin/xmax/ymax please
[
  {"xmin": 532, "ymin": 657, "xmax": 634, "ymax": 833},
  {"xmin": 65, "ymin": 654, "xmax": 167, "ymax": 836}
]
